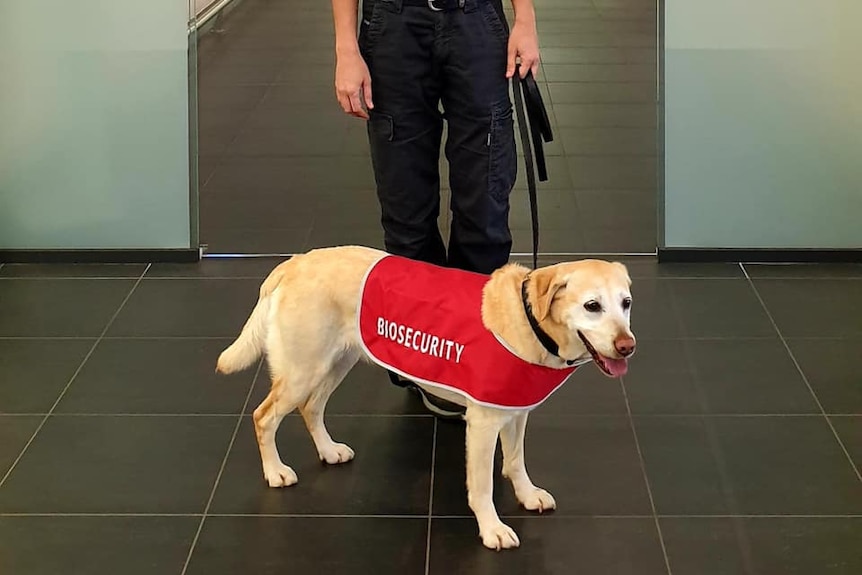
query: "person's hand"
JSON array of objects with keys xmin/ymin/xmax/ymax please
[
  {"xmin": 506, "ymin": 18, "xmax": 540, "ymax": 79},
  {"xmin": 335, "ymin": 50, "xmax": 374, "ymax": 119}
]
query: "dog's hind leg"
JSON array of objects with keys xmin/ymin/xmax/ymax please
[
  {"xmin": 299, "ymin": 350, "xmax": 360, "ymax": 464},
  {"xmin": 500, "ymin": 411, "xmax": 556, "ymax": 513},
  {"xmin": 253, "ymin": 376, "xmax": 301, "ymax": 487}
]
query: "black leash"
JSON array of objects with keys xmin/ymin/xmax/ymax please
[{"xmin": 512, "ymin": 64, "xmax": 553, "ymax": 270}]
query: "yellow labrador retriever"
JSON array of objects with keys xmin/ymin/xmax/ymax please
[{"xmin": 217, "ymin": 246, "xmax": 636, "ymax": 550}]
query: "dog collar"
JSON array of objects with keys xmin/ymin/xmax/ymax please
[{"xmin": 521, "ymin": 274, "xmax": 576, "ymax": 366}]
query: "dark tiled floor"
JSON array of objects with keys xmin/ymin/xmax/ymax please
[
  {"xmin": 195, "ymin": 0, "xmax": 657, "ymax": 255},
  {"xmin": 1, "ymin": 259, "xmax": 861, "ymax": 574}
]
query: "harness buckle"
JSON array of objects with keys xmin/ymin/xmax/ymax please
[{"xmin": 427, "ymin": 0, "xmax": 443, "ymax": 11}]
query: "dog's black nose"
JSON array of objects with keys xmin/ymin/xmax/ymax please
[{"xmin": 614, "ymin": 336, "xmax": 636, "ymax": 357}]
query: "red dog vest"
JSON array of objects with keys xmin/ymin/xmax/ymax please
[{"xmin": 358, "ymin": 255, "xmax": 577, "ymax": 410}]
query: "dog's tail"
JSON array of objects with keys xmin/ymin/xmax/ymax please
[{"xmin": 216, "ymin": 266, "xmax": 285, "ymax": 375}]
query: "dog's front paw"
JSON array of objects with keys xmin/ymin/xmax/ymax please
[
  {"xmin": 519, "ymin": 487, "xmax": 556, "ymax": 513},
  {"xmin": 318, "ymin": 442, "xmax": 355, "ymax": 465},
  {"xmin": 263, "ymin": 463, "xmax": 298, "ymax": 488},
  {"xmin": 480, "ymin": 521, "xmax": 520, "ymax": 551}
]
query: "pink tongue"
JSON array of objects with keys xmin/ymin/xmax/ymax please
[{"xmin": 603, "ymin": 357, "xmax": 628, "ymax": 377}]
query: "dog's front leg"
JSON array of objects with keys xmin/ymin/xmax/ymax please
[
  {"xmin": 501, "ymin": 411, "xmax": 556, "ymax": 513},
  {"xmin": 465, "ymin": 407, "xmax": 520, "ymax": 550}
]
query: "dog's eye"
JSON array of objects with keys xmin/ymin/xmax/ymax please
[
  {"xmin": 584, "ymin": 301, "xmax": 602, "ymax": 313},
  {"xmin": 622, "ymin": 298, "xmax": 632, "ymax": 310}
]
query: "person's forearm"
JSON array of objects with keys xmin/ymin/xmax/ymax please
[
  {"xmin": 332, "ymin": 0, "xmax": 360, "ymax": 56},
  {"xmin": 510, "ymin": 0, "xmax": 536, "ymax": 25}
]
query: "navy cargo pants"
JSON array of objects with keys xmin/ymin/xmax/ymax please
[{"xmin": 358, "ymin": 0, "xmax": 517, "ymax": 275}]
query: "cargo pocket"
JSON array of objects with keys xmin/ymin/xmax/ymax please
[
  {"xmin": 487, "ymin": 100, "xmax": 517, "ymax": 202},
  {"xmin": 368, "ymin": 111, "xmax": 394, "ymax": 142}
]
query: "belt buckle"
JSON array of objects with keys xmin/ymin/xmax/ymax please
[{"xmin": 427, "ymin": 0, "xmax": 443, "ymax": 11}]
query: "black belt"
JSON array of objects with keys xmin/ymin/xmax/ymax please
[
  {"xmin": 512, "ymin": 64, "xmax": 553, "ymax": 270},
  {"xmin": 402, "ymin": 0, "xmax": 467, "ymax": 10}
]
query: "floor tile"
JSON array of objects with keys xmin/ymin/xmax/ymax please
[
  {"xmin": 511, "ymin": 227, "xmax": 584, "ymax": 253},
  {"xmin": 507, "ymin": 189, "xmax": 581, "ymax": 230},
  {"xmin": 539, "ymin": 48, "xmax": 656, "ymax": 65},
  {"xmin": 537, "ymin": 365, "xmax": 629, "ymax": 415},
  {"xmin": 0, "ymin": 279, "xmax": 134, "ymax": 337},
  {"xmin": 0, "ymin": 339, "xmax": 94, "ymax": 413},
  {"xmin": 199, "ymin": 189, "xmax": 316, "ymax": 230},
  {"xmin": 580, "ymin": 225, "xmax": 655, "ymax": 253},
  {"xmin": 147, "ymin": 256, "xmax": 282, "ymax": 278},
  {"xmin": 754, "ymin": 279, "xmax": 862, "ymax": 338},
  {"xmin": 567, "ymin": 156, "xmax": 656, "ymax": 189},
  {"xmin": 185, "ymin": 516, "xmax": 426, "ymax": 575},
  {"xmin": 620, "ymin": 259, "xmax": 743, "ymax": 279},
  {"xmin": 0, "ymin": 416, "xmax": 41, "ymax": 477},
  {"xmin": 0, "ymin": 264, "xmax": 146, "ymax": 278},
  {"xmin": 228, "ymin": 119, "xmax": 350, "ymax": 157},
  {"xmin": 539, "ymin": 33, "xmax": 656, "ymax": 49},
  {"xmin": 744, "ymin": 263, "xmax": 862, "ymax": 279},
  {"xmin": 202, "ymin": 226, "xmax": 312, "ymax": 254},
  {"xmin": 0, "ymin": 416, "xmax": 235, "ymax": 513},
  {"xmin": 432, "ymin": 416, "xmax": 652, "ymax": 516},
  {"xmin": 560, "ymin": 127, "xmax": 657, "ymax": 155},
  {"xmin": 428, "ymin": 517, "xmax": 667, "ymax": 575},
  {"xmin": 0, "ymin": 516, "xmax": 199, "ymax": 575},
  {"xmin": 197, "ymin": 84, "xmax": 268, "ymax": 113},
  {"xmin": 553, "ymin": 103, "xmax": 656, "ymax": 128},
  {"xmin": 626, "ymin": 279, "xmax": 680, "ymax": 338},
  {"xmin": 205, "ymin": 156, "xmax": 376, "ymax": 194},
  {"xmin": 209, "ymin": 416, "xmax": 433, "ymax": 515},
  {"xmin": 107, "ymin": 279, "xmax": 261, "ymax": 337},
  {"xmin": 635, "ymin": 416, "xmax": 862, "ymax": 515},
  {"xmin": 305, "ymin": 226, "xmax": 386, "ymax": 250},
  {"xmin": 787, "ymin": 338, "xmax": 862, "ymax": 414},
  {"xmin": 624, "ymin": 338, "xmax": 818, "ymax": 414},
  {"xmin": 669, "ymin": 279, "xmax": 776, "ymax": 338},
  {"xmin": 246, "ymin": 361, "xmax": 428, "ymax": 416},
  {"xmin": 831, "ymin": 417, "xmax": 861, "ymax": 471},
  {"xmin": 548, "ymin": 81, "xmax": 655, "ymax": 103},
  {"xmin": 543, "ymin": 64, "xmax": 654, "ymax": 82},
  {"xmin": 55, "ymin": 339, "xmax": 257, "ymax": 414},
  {"xmin": 661, "ymin": 517, "xmax": 862, "ymax": 575}
]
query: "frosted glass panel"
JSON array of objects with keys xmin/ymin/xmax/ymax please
[
  {"xmin": 663, "ymin": 0, "xmax": 862, "ymax": 249},
  {"xmin": 0, "ymin": 1, "xmax": 192, "ymax": 250}
]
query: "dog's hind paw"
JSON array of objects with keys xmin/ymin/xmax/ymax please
[
  {"xmin": 318, "ymin": 442, "xmax": 355, "ymax": 465},
  {"xmin": 263, "ymin": 463, "xmax": 298, "ymax": 488},
  {"xmin": 519, "ymin": 487, "xmax": 556, "ymax": 513},
  {"xmin": 480, "ymin": 521, "xmax": 520, "ymax": 551}
]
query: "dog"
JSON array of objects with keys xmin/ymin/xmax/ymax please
[{"xmin": 216, "ymin": 245, "xmax": 636, "ymax": 550}]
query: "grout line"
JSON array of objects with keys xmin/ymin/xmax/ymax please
[
  {"xmin": 0, "ymin": 264, "xmax": 151, "ymax": 489},
  {"xmin": 620, "ymin": 377, "xmax": 674, "ymax": 575},
  {"xmin": 424, "ymin": 418, "xmax": 438, "ymax": 575},
  {"xmin": 741, "ymin": 264, "xmax": 862, "ymax": 484},
  {"xmin": 180, "ymin": 360, "xmax": 263, "ymax": 575},
  {"xmin": 1, "ymin": 512, "xmax": 860, "ymax": 519},
  {"xmin": 3, "ymin": 335, "xmax": 854, "ymax": 342},
  {"xmin": 2, "ymin": 412, "xmax": 860, "ymax": 418},
  {"xmin": 0, "ymin": 276, "xmax": 149, "ymax": 281}
]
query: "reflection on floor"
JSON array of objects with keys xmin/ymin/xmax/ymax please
[
  {"xmin": 1, "ymin": 258, "xmax": 860, "ymax": 574},
  {"xmin": 196, "ymin": 0, "xmax": 658, "ymax": 254}
]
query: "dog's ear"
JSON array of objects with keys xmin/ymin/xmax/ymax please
[
  {"xmin": 612, "ymin": 262, "xmax": 632, "ymax": 287},
  {"xmin": 531, "ymin": 268, "xmax": 568, "ymax": 321}
]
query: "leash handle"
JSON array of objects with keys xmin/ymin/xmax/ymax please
[{"xmin": 512, "ymin": 64, "xmax": 539, "ymax": 270}]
